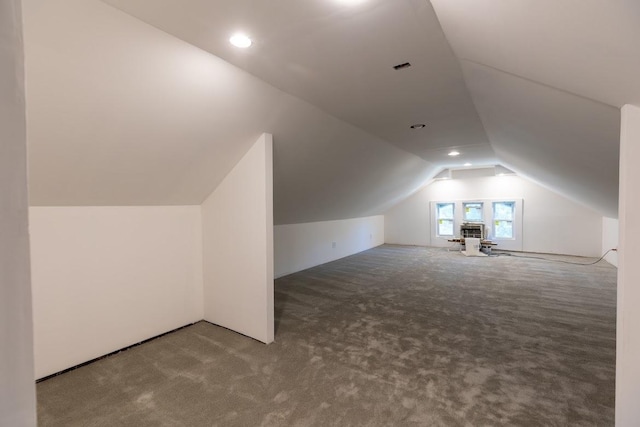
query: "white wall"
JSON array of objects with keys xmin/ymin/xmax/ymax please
[
  {"xmin": 602, "ymin": 217, "xmax": 618, "ymax": 267},
  {"xmin": 0, "ymin": 0, "xmax": 37, "ymax": 424},
  {"xmin": 30, "ymin": 206, "xmax": 203, "ymax": 379},
  {"xmin": 617, "ymin": 104, "xmax": 640, "ymax": 426},
  {"xmin": 201, "ymin": 134, "xmax": 274, "ymax": 344},
  {"xmin": 385, "ymin": 174, "xmax": 603, "ymax": 257},
  {"xmin": 274, "ymin": 216, "xmax": 385, "ymax": 278}
]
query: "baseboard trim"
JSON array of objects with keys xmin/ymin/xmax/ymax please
[{"xmin": 36, "ymin": 321, "xmax": 199, "ymax": 383}]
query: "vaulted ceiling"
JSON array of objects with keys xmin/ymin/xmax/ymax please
[{"xmin": 24, "ymin": 0, "xmax": 637, "ymax": 223}]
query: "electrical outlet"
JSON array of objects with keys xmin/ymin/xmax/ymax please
[{"xmin": 332, "ymin": 242, "xmax": 336, "ymax": 248}]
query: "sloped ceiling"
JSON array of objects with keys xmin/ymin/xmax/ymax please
[
  {"xmin": 461, "ymin": 62, "xmax": 620, "ymax": 217},
  {"xmin": 431, "ymin": 0, "xmax": 640, "ymax": 217},
  {"xmin": 24, "ymin": 0, "xmax": 634, "ymax": 222},
  {"xmin": 100, "ymin": 0, "xmax": 492, "ymax": 164},
  {"xmin": 430, "ymin": 0, "xmax": 640, "ymax": 108},
  {"xmin": 23, "ymin": 0, "xmax": 437, "ymax": 224}
]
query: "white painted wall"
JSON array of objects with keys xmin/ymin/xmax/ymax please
[
  {"xmin": 602, "ymin": 217, "xmax": 619, "ymax": 267},
  {"xmin": 201, "ymin": 134, "xmax": 274, "ymax": 344},
  {"xmin": 617, "ymin": 104, "xmax": 640, "ymax": 426},
  {"xmin": 30, "ymin": 206, "xmax": 203, "ymax": 379},
  {"xmin": 0, "ymin": 0, "xmax": 37, "ymax": 424},
  {"xmin": 385, "ymin": 174, "xmax": 603, "ymax": 257},
  {"xmin": 274, "ymin": 216, "xmax": 385, "ymax": 278}
]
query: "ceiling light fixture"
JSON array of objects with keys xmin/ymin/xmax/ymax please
[
  {"xmin": 229, "ymin": 33, "xmax": 252, "ymax": 48},
  {"xmin": 448, "ymin": 150, "xmax": 460, "ymax": 157},
  {"xmin": 410, "ymin": 124, "xmax": 425, "ymax": 129}
]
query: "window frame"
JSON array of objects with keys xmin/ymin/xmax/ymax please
[
  {"xmin": 436, "ymin": 202, "xmax": 455, "ymax": 237},
  {"xmin": 463, "ymin": 201, "xmax": 484, "ymax": 222},
  {"xmin": 492, "ymin": 201, "xmax": 516, "ymax": 240}
]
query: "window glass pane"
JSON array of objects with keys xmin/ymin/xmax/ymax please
[
  {"xmin": 463, "ymin": 202, "xmax": 483, "ymax": 221},
  {"xmin": 493, "ymin": 201, "xmax": 515, "ymax": 220},
  {"xmin": 436, "ymin": 203, "xmax": 454, "ymax": 236},
  {"xmin": 437, "ymin": 203, "xmax": 454, "ymax": 219},
  {"xmin": 494, "ymin": 220, "xmax": 513, "ymax": 239},
  {"xmin": 493, "ymin": 201, "xmax": 515, "ymax": 238},
  {"xmin": 438, "ymin": 219, "xmax": 454, "ymax": 236}
]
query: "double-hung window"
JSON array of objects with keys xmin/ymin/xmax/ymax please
[
  {"xmin": 463, "ymin": 202, "xmax": 483, "ymax": 222},
  {"xmin": 436, "ymin": 202, "xmax": 455, "ymax": 236},
  {"xmin": 493, "ymin": 201, "xmax": 515, "ymax": 239}
]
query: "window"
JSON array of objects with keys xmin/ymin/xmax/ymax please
[
  {"xmin": 436, "ymin": 202, "xmax": 454, "ymax": 236},
  {"xmin": 493, "ymin": 201, "xmax": 515, "ymax": 239},
  {"xmin": 463, "ymin": 202, "xmax": 483, "ymax": 222}
]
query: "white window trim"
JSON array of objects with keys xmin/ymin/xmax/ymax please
[
  {"xmin": 492, "ymin": 201, "xmax": 516, "ymax": 241},
  {"xmin": 430, "ymin": 199, "xmax": 523, "ymax": 251},
  {"xmin": 435, "ymin": 202, "xmax": 455, "ymax": 237},
  {"xmin": 463, "ymin": 201, "xmax": 484, "ymax": 222}
]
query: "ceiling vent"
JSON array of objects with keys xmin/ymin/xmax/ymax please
[{"xmin": 393, "ymin": 62, "xmax": 411, "ymax": 70}]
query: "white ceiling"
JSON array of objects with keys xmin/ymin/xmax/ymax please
[
  {"xmin": 23, "ymin": 0, "xmax": 436, "ymax": 224},
  {"xmin": 461, "ymin": 61, "xmax": 620, "ymax": 217},
  {"xmin": 101, "ymin": 0, "xmax": 492, "ymax": 164},
  {"xmin": 24, "ymin": 0, "xmax": 635, "ymax": 222},
  {"xmin": 431, "ymin": 0, "xmax": 640, "ymax": 108},
  {"xmin": 430, "ymin": 0, "xmax": 633, "ymax": 217}
]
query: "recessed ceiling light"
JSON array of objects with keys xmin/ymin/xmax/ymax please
[
  {"xmin": 448, "ymin": 150, "xmax": 460, "ymax": 157},
  {"xmin": 410, "ymin": 124, "xmax": 425, "ymax": 129},
  {"xmin": 229, "ymin": 33, "xmax": 252, "ymax": 48},
  {"xmin": 464, "ymin": 162, "xmax": 472, "ymax": 167}
]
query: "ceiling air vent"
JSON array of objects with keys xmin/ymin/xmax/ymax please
[{"xmin": 393, "ymin": 62, "xmax": 411, "ymax": 70}]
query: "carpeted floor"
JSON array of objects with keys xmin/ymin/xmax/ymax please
[{"xmin": 37, "ymin": 245, "xmax": 617, "ymax": 426}]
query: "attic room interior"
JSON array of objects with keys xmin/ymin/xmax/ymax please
[{"xmin": 2, "ymin": 0, "xmax": 639, "ymax": 425}]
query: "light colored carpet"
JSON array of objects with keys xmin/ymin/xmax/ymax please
[{"xmin": 37, "ymin": 245, "xmax": 617, "ymax": 426}]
